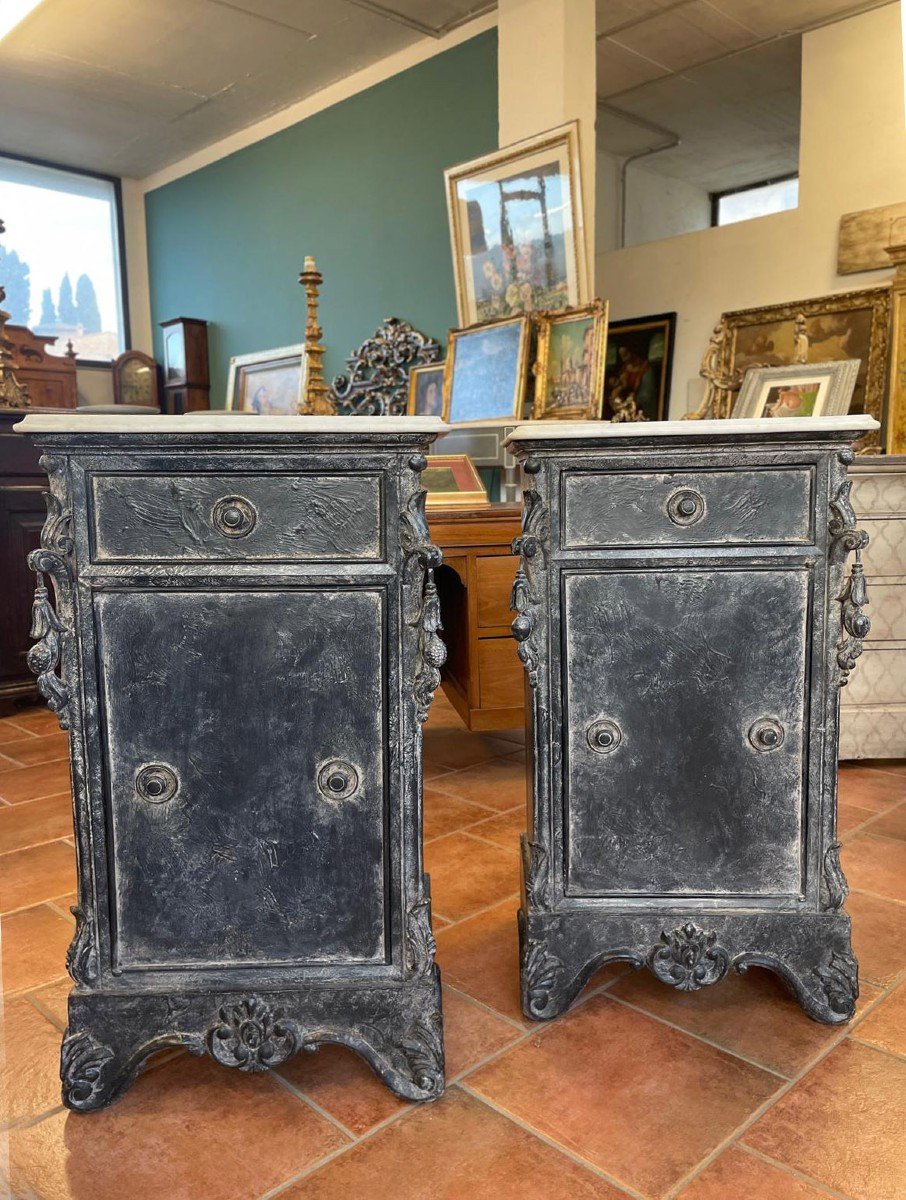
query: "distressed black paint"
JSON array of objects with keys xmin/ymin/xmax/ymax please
[
  {"xmin": 24, "ymin": 428, "xmax": 445, "ymax": 1111},
  {"xmin": 512, "ymin": 427, "xmax": 867, "ymax": 1026}
]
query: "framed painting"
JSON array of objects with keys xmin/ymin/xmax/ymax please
[
  {"xmin": 407, "ymin": 363, "xmax": 448, "ymax": 419},
  {"xmin": 444, "ymin": 315, "xmax": 531, "ymax": 424},
  {"xmin": 225, "ymin": 345, "xmax": 307, "ymax": 413},
  {"xmin": 532, "ymin": 300, "xmax": 608, "ymax": 420},
  {"xmin": 719, "ymin": 288, "xmax": 891, "ymax": 452},
  {"xmin": 422, "ymin": 454, "xmax": 488, "ymax": 508},
  {"xmin": 444, "ymin": 122, "xmax": 588, "ymax": 326},
  {"xmin": 603, "ymin": 312, "xmax": 675, "ymax": 422},
  {"xmin": 732, "ymin": 360, "xmax": 860, "ymax": 419}
]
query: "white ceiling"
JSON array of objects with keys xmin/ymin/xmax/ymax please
[
  {"xmin": 0, "ymin": 0, "xmax": 491, "ymax": 178},
  {"xmin": 596, "ymin": 0, "xmax": 890, "ymax": 192}
]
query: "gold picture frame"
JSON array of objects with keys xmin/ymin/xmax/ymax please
[
  {"xmin": 444, "ymin": 314, "xmax": 531, "ymax": 424},
  {"xmin": 718, "ymin": 288, "xmax": 891, "ymax": 453},
  {"xmin": 422, "ymin": 454, "xmax": 489, "ymax": 508},
  {"xmin": 532, "ymin": 300, "xmax": 609, "ymax": 420},
  {"xmin": 225, "ymin": 344, "xmax": 307, "ymax": 413},
  {"xmin": 444, "ymin": 122, "xmax": 588, "ymax": 327},
  {"xmin": 407, "ymin": 363, "xmax": 448, "ymax": 420}
]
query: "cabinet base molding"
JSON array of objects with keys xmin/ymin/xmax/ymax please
[
  {"xmin": 518, "ymin": 908, "xmax": 857, "ymax": 1026},
  {"xmin": 63, "ymin": 974, "xmax": 444, "ymax": 1112}
]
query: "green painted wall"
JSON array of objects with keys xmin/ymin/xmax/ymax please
[{"xmin": 145, "ymin": 31, "xmax": 498, "ymax": 407}]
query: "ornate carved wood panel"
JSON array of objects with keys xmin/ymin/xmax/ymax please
[
  {"xmin": 510, "ymin": 421, "xmax": 871, "ymax": 1027},
  {"xmin": 18, "ymin": 418, "xmax": 445, "ymax": 1111}
]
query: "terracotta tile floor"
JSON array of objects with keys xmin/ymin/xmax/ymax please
[{"xmin": 0, "ymin": 696, "xmax": 904, "ymax": 1199}]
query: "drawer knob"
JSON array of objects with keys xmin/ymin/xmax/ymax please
[
  {"xmin": 135, "ymin": 763, "xmax": 179, "ymax": 803},
  {"xmin": 667, "ymin": 488, "xmax": 705, "ymax": 526},
  {"xmin": 587, "ymin": 719, "xmax": 622, "ymax": 755},
  {"xmin": 748, "ymin": 718, "xmax": 785, "ymax": 752},
  {"xmin": 317, "ymin": 759, "xmax": 360, "ymax": 801},
  {"xmin": 212, "ymin": 495, "xmax": 257, "ymax": 538}
]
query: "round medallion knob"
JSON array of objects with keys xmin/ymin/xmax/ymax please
[
  {"xmin": 748, "ymin": 718, "xmax": 785, "ymax": 752},
  {"xmin": 587, "ymin": 719, "xmax": 622, "ymax": 755},
  {"xmin": 211, "ymin": 495, "xmax": 257, "ymax": 538},
  {"xmin": 317, "ymin": 760, "xmax": 360, "ymax": 801},
  {"xmin": 135, "ymin": 763, "xmax": 179, "ymax": 804},
  {"xmin": 666, "ymin": 488, "xmax": 705, "ymax": 527}
]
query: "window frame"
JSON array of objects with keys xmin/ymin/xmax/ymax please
[
  {"xmin": 710, "ymin": 172, "xmax": 799, "ymax": 229},
  {"xmin": 0, "ymin": 150, "xmax": 131, "ymax": 367}
]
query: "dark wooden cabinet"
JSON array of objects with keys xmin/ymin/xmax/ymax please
[
  {"xmin": 160, "ymin": 317, "xmax": 210, "ymax": 412},
  {"xmin": 509, "ymin": 417, "xmax": 875, "ymax": 1026},
  {"xmin": 18, "ymin": 412, "xmax": 446, "ymax": 1110}
]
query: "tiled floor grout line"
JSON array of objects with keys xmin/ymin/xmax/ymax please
[
  {"xmin": 432, "ymin": 891, "xmax": 520, "ymax": 928},
  {"xmin": 442, "ymin": 982, "xmax": 528, "ymax": 1032},
  {"xmin": 23, "ymin": 989, "xmax": 67, "ymax": 1033},
  {"xmin": 845, "ymin": 826, "xmax": 906, "ymax": 850},
  {"xmin": 455, "ymin": 827, "xmax": 524, "ymax": 852},
  {"xmin": 737, "ymin": 1142, "xmax": 856, "ymax": 1199},
  {"xmin": 847, "ymin": 883, "xmax": 906, "ymax": 908},
  {"xmin": 0, "ymin": 887, "xmax": 76, "ymax": 921},
  {"xmin": 848, "ymin": 763, "xmax": 906, "ymax": 781},
  {"xmin": 457, "ymin": 1081, "xmax": 645, "ymax": 1199},
  {"xmin": 42, "ymin": 899, "xmax": 74, "ymax": 922},
  {"xmin": 2, "ymin": 972, "xmax": 70, "ymax": 1004},
  {"xmin": 268, "ymin": 1069, "xmax": 359, "ymax": 1142}
]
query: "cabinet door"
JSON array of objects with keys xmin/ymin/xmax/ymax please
[
  {"xmin": 95, "ymin": 588, "xmax": 388, "ymax": 972},
  {"xmin": 563, "ymin": 567, "xmax": 810, "ymax": 899}
]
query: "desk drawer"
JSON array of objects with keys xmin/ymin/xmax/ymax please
[
  {"xmin": 562, "ymin": 467, "xmax": 813, "ymax": 550},
  {"xmin": 89, "ymin": 472, "xmax": 383, "ymax": 563}
]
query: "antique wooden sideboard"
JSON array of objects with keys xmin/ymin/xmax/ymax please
[
  {"xmin": 7, "ymin": 325, "xmax": 78, "ymax": 409},
  {"xmin": 839, "ymin": 455, "xmax": 906, "ymax": 759},
  {"xmin": 508, "ymin": 415, "xmax": 876, "ymax": 1026},
  {"xmin": 17, "ymin": 411, "xmax": 447, "ymax": 1111},
  {"xmin": 430, "ymin": 503, "xmax": 524, "ymax": 730}
]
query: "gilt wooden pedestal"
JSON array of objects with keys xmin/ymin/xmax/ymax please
[
  {"xmin": 508, "ymin": 416, "xmax": 876, "ymax": 1026},
  {"xmin": 16, "ymin": 412, "xmax": 447, "ymax": 1111}
]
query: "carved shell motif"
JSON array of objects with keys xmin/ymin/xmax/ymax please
[
  {"xmin": 206, "ymin": 998, "xmax": 300, "ymax": 1071},
  {"xmin": 523, "ymin": 939, "xmax": 564, "ymax": 1017},
  {"xmin": 649, "ymin": 922, "xmax": 730, "ymax": 992}
]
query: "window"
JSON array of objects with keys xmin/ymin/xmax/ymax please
[
  {"xmin": 0, "ymin": 154, "xmax": 128, "ymax": 363},
  {"xmin": 712, "ymin": 175, "xmax": 799, "ymax": 228}
]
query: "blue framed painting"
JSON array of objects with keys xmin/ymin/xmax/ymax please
[{"xmin": 444, "ymin": 315, "xmax": 531, "ymax": 423}]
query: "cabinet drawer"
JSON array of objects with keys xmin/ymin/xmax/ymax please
[
  {"xmin": 562, "ymin": 467, "xmax": 814, "ymax": 549},
  {"xmin": 478, "ymin": 636, "xmax": 524, "ymax": 708},
  {"xmin": 476, "ymin": 554, "xmax": 517, "ymax": 627},
  {"xmin": 89, "ymin": 472, "xmax": 383, "ymax": 563}
]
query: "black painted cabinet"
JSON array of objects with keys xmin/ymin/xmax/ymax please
[
  {"xmin": 17, "ymin": 414, "xmax": 446, "ymax": 1110},
  {"xmin": 508, "ymin": 418, "xmax": 875, "ymax": 1025}
]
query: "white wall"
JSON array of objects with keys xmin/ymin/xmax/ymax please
[
  {"xmin": 596, "ymin": 148, "xmax": 710, "ymax": 253},
  {"xmin": 595, "ymin": 3, "xmax": 906, "ymax": 416}
]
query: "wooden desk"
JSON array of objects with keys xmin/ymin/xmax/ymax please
[{"xmin": 430, "ymin": 504, "xmax": 524, "ymax": 731}]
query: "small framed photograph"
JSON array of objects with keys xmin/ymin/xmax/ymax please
[
  {"xmin": 732, "ymin": 360, "xmax": 860, "ymax": 419},
  {"xmin": 422, "ymin": 454, "xmax": 488, "ymax": 508},
  {"xmin": 225, "ymin": 345, "xmax": 307, "ymax": 413},
  {"xmin": 407, "ymin": 363, "xmax": 448, "ymax": 419},
  {"xmin": 603, "ymin": 312, "xmax": 675, "ymax": 421},
  {"xmin": 445, "ymin": 122, "xmax": 588, "ymax": 326},
  {"xmin": 444, "ymin": 315, "xmax": 531, "ymax": 424},
  {"xmin": 532, "ymin": 300, "xmax": 609, "ymax": 420}
]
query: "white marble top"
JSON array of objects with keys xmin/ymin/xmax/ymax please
[
  {"xmin": 15, "ymin": 413, "xmax": 448, "ymax": 435},
  {"xmin": 505, "ymin": 415, "xmax": 879, "ymax": 444}
]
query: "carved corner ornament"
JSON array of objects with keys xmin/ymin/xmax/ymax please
[
  {"xmin": 523, "ymin": 838, "xmax": 551, "ymax": 911},
  {"xmin": 814, "ymin": 950, "xmax": 859, "ymax": 1017},
  {"xmin": 511, "ymin": 462, "xmax": 548, "ymax": 689},
  {"xmin": 405, "ymin": 897, "xmax": 437, "ymax": 978},
  {"xmin": 400, "ymin": 468, "xmax": 446, "ymax": 722},
  {"xmin": 649, "ymin": 922, "xmax": 730, "ymax": 992},
  {"xmin": 67, "ymin": 905, "xmax": 99, "ymax": 986},
  {"xmin": 61, "ymin": 1030, "xmax": 115, "ymax": 1112},
  {"xmin": 829, "ymin": 480, "xmax": 871, "ymax": 686},
  {"xmin": 820, "ymin": 841, "xmax": 849, "ymax": 912},
  {"xmin": 523, "ymin": 938, "xmax": 564, "ymax": 1018},
  {"xmin": 27, "ymin": 481, "xmax": 74, "ymax": 730},
  {"xmin": 206, "ymin": 998, "xmax": 301, "ymax": 1071}
]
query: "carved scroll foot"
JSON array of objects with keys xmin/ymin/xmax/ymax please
[
  {"xmin": 61, "ymin": 1028, "xmax": 172, "ymax": 1112},
  {"xmin": 737, "ymin": 946, "xmax": 859, "ymax": 1025}
]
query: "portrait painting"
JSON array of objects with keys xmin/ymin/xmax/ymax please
[
  {"xmin": 444, "ymin": 315, "xmax": 531, "ymax": 424},
  {"xmin": 445, "ymin": 123, "xmax": 588, "ymax": 327},
  {"xmin": 533, "ymin": 300, "xmax": 608, "ymax": 420},
  {"xmin": 226, "ymin": 345, "xmax": 307, "ymax": 414},
  {"xmin": 407, "ymin": 363, "xmax": 448, "ymax": 419},
  {"xmin": 603, "ymin": 313, "xmax": 675, "ymax": 423},
  {"xmin": 731, "ymin": 360, "xmax": 860, "ymax": 420},
  {"xmin": 720, "ymin": 288, "xmax": 890, "ymax": 449}
]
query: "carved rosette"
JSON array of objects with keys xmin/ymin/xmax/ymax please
[
  {"xmin": 523, "ymin": 938, "xmax": 564, "ymax": 1017},
  {"xmin": 67, "ymin": 904, "xmax": 99, "ymax": 986},
  {"xmin": 26, "ymin": 477, "xmax": 74, "ymax": 730},
  {"xmin": 331, "ymin": 317, "xmax": 441, "ymax": 416},
  {"xmin": 510, "ymin": 462, "xmax": 548, "ymax": 689},
  {"xmin": 649, "ymin": 922, "xmax": 730, "ymax": 992},
  {"xmin": 829, "ymin": 479, "xmax": 871, "ymax": 686},
  {"xmin": 206, "ymin": 998, "xmax": 301, "ymax": 1071},
  {"xmin": 405, "ymin": 897, "xmax": 437, "ymax": 978},
  {"xmin": 820, "ymin": 841, "xmax": 849, "ymax": 912},
  {"xmin": 61, "ymin": 1029, "xmax": 114, "ymax": 1111},
  {"xmin": 814, "ymin": 950, "xmax": 859, "ymax": 1016}
]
